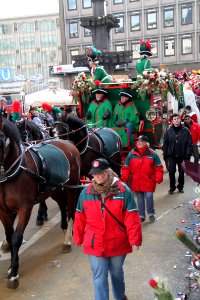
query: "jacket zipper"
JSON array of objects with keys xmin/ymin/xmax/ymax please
[{"xmin": 91, "ymin": 233, "xmax": 95, "ymax": 249}]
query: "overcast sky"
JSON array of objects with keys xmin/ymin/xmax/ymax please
[{"xmin": 0, "ymin": 0, "xmax": 59, "ymax": 19}]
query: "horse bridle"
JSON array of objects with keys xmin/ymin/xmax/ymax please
[{"xmin": 0, "ymin": 131, "xmax": 7, "ymax": 180}]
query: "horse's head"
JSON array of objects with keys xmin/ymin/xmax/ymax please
[
  {"xmin": 0, "ymin": 115, "xmax": 6, "ymax": 164},
  {"xmin": 17, "ymin": 120, "xmax": 30, "ymax": 142},
  {"xmin": 52, "ymin": 121, "xmax": 69, "ymax": 138}
]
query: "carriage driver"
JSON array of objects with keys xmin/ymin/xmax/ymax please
[
  {"xmin": 112, "ymin": 91, "xmax": 139, "ymax": 147},
  {"xmin": 86, "ymin": 88, "xmax": 112, "ymax": 128}
]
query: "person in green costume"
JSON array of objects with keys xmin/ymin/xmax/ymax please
[
  {"xmin": 86, "ymin": 88, "xmax": 112, "ymax": 128},
  {"xmin": 86, "ymin": 46, "xmax": 112, "ymax": 83},
  {"xmin": 136, "ymin": 40, "xmax": 152, "ymax": 75},
  {"xmin": 112, "ymin": 91, "xmax": 139, "ymax": 146}
]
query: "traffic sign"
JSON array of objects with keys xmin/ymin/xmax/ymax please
[{"xmin": 0, "ymin": 68, "xmax": 13, "ymax": 82}]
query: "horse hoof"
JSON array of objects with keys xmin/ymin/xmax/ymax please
[
  {"xmin": 1, "ymin": 240, "xmax": 11, "ymax": 253},
  {"xmin": 62, "ymin": 244, "xmax": 72, "ymax": 253},
  {"xmin": 36, "ymin": 220, "xmax": 44, "ymax": 226},
  {"xmin": 43, "ymin": 216, "xmax": 48, "ymax": 221},
  {"xmin": 7, "ymin": 278, "xmax": 19, "ymax": 289}
]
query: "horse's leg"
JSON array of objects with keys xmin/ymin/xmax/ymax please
[
  {"xmin": 36, "ymin": 203, "xmax": 44, "ymax": 226},
  {"xmin": 36, "ymin": 200, "xmax": 48, "ymax": 226},
  {"xmin": 51, "ymin": 188, "xmax": 67, "ymax": 231},
  {"xmin": 1, "ymin": 212, "xmax": 16, "ymax": 253},
  {"xmin": 62, "ymin": 188, "xmax": 79, "ymax": 253},
  {"xmin": 7, "ymin": 206, "xmax": 33, "ymax": 289}
]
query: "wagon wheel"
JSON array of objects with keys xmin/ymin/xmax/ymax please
[
  {"xmin": 192, "ymin": 254, "xmax": 200, "ymax": 270},
  {"xmin": 195, "ymin": 232, "xmax": 200, "ymax": 246}
]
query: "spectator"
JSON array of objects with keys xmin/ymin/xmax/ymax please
[
  {"xmin": 121, "ymin": 135, "xmax": 163, "ymax": 222},
  {"xmin": 184, "ymin": 114, "xmax": 200, "ymax": 163},
  {"xmin": 32, "ymin": 111, "xmax": 46, "ymax": 131},
  {"xmin": 163, "ymin": 113, "xmax": 192, "ymax": 194},
  {"xmin": 73, "ymin": 158, "xmax": 142, "ymax": 300},
  {"xmin": 182, "ymin": 105, "xmax": 198, "ymax": 123}
]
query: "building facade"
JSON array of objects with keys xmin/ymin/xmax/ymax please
[
  {"xmin": 0, "ymin": 13, "xmax": 61, "ymax": 85},
  {"xmin": 64, "ymin": 0, "xmax": 200, "ymax": 74}
]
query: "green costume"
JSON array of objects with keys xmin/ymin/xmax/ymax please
[
  {"xmin": 86, "ymin": 98, "xmax": 112, "ymax": 128},
  {"xmin": 136, "ymin": 57, "xmax": 151, "ymax": 75},
  {"xmin": 93, "ymin": 66, "xmax": 112, "ymax": 83},
  {"xmin": 112, "ymin": 101, "xmax": 139, "ymax": 146}
]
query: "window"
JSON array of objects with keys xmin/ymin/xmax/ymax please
[
  {"xmin": 115, "ymin": 14, "xmax": 124, "ymax": 33},
  {"xmin": 151, "ymin": 41, "xmax": 158, "ymax": 57},
  {"xmin": 20, "ymin": 37, "xmax": 36, "ymax": 49},
  {"xmin": 181, "ymin": 4, "xmax": 192, "ymax": 25},
  {"xmin": 83, "ymin": 0, "xmax": 92, "ymax": 8},
  {"xmin": 68, "ymin": 0, "xmax": 77, "ymax": 10},
  {"xmin": 0, "ymin": 54, "xmax": 15, "ymax": 66},
  {"xmin": 84, "ymin": 28, "xmax": 92, "ymax": 37},
  {"xmin": 164, "ymin": 38, "xmax": 175, "ymax": 56},
  {"xmin": 114, "ymin": 0, "xmax": 123, "ymax": 4},
  {"xmin": 147, "ymin": 9, "xmax": 157, "ymax": 29},
  {"xmin": 0, "ymin": 24, "xmax": 12, "ymax": 34},
  {"xmin": 21, "ymin": 52, "xmax": 36, "ymax": 64},
  {"xmin": 0, "ymin": 39, "xmax": 14, "ymax": 51},
  {"xmin": 115, "ymin": 44, "xmax": 125, "ymax": 52},
  {"xmin": 40, "ymin": 20, "xmax": 56, "ymax": 31},
  {"xmin": 130, "ymin": 12, "xmax": 140, "ymax": 31},
  {"xmin": 19, "ymin": 22, "xmax": 35, "ymax": 33},
  {"xmin": 40, "ymin": 35, "xmax": 57, "ymax": 47},
  {"xmin": 131, "ymin": 42, "xmax": 140, "ymax": 59},
  {"xmin": 70, "ymin": 49, "xmax": 79, "ymax": 63},
  {"xmin": 69, "ymin": 22, "xmax": 78, "ymax": 38},
  {"xmin": 164, "ymin": 6, "xmax": 174, "ymax": 27},
  {"xmin": 182, "ymin": 36, "xmax": 192, "ymax": 54}
]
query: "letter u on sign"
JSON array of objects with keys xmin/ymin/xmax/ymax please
[{"xmin": 0, "ymin": 68, "xmax": 13, "ymax": 82}]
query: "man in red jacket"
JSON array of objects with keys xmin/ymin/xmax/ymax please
[
  {"xmin": 184, "ymin": 115, "xmax": 200, "ymax": 163},
  {"xmin": 73, "ymin": 158, "xmax": 142, "ymax": 300},
  {"xmin": 121, "ymin": 135, "xmax": 163, "ymax": 222}
]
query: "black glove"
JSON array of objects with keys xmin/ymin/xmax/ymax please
[
  {"xmin": 102, "ymin": 110, "xmax": 111, "ymax": 120},
  {"xmin": 86, "ymin": 111, "xmax": 91, "ymax": 120},
  {"xmin": 114, "ymin": 119, "xmax": 121, "ymax": 127},
  {"xmin": 120, "ymin": 120, "xmax": 127, "ymax": 127}
]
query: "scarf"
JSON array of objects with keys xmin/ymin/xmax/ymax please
[{"xmin": 92, "ymin": 174, "xmax": 119, "ymax": 200}]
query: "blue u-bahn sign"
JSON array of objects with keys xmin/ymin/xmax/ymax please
[{"xmin": 0, "ymin": 68, "xmax": 13, "ymax": 82}]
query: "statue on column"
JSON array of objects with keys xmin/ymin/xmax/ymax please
[
  {"xmin": 86, "ymin": 46, "xmax": 112, "ymax": 83},
  {"xmin": 136, "ymin": 40, "xmax": 152, "ymax": 75}
]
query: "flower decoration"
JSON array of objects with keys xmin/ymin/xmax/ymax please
[
  {"xmin": 175, "ymin": 230, "xmax": 200, "ymax": 254},
  {"xmin": 149, "ymin": 278, "xmax": 174, "ymax": 300},
  {"xmin": 132, "ymin": 68, "xmax": 180, "ymax": 101},
  {"xmin": 70, "ymin": 72, "xmax": 95, "ymax": 103}
]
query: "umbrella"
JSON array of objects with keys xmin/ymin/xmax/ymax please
[
  {"xmin": 181, "ymin": 161, "xmax": 200, "ymax": 184},
  {"xmin": 25, "ymin": 88, "xmax": 77, "ymax": 107}
]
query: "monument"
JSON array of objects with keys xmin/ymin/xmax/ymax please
[{"xmin": 72, "ymin": 0, "xmax": 132, "ymax": 74}]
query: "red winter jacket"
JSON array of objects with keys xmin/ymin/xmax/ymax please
[
  {"xmin": 187, "ymin": 122, "xmax": 200, "ymax": 145},
  {"xmin": 73, "ymin": 178, "xmax": 142, "ymax": 257},
  {"xmin": 121, "ymin": 147, "xmax": 163, "ymax": 192}
]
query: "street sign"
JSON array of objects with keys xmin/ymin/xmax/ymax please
[{"xmin": 0, "ymin": 68, "xmax": 13, "ymax": 82}]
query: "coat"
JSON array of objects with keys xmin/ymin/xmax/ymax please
[
  {"xmin": 163, "ymin": 126, "xmax": 193, "ymax": 160},
  {"xmin": 73, "ymin": 178, "xmax": 142, "ymax": 257},
  {"xmin": 186, "ymin": 122, "xmax": 200, "ymax": 145},
  {"xmin": 121, "ymin": 147, "xmax": 163, "ymax": 192},
  {"xmin": 112, "ymin": 101, "xmax": 139, "ymax": 131},
  {"xmin": 86, "ymin": 98, "xmax": 112, "ymax": 128},
  {"xmin": 93, "ymin": 66, "xmax": 112, "ymax": 83}
]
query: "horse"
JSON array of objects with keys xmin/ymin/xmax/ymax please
[
  {"xmin": 17, "ymin": 119, "xmax": 49, "ymax": 226},
  {"xmin": 53, "ymin": 114, "xmax": 123, "ymax": 177},
  {"xmin": 0, "ymin": 115, "xmax": 80, "ymax": 289}
]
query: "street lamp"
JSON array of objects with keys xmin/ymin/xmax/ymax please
[{"xmin": 20, "ymin": 90, "xmax": 25, "ymax": 114}]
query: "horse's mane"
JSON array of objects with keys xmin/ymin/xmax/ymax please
[
  {"xmin": 66, "ymin": 115, "xmax": 86, "ymax": 130},
  {"xmin": 3, "ymin": 118, "xmax": 21, "ymax": 147}
]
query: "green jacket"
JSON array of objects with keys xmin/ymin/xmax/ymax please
[
  {"xmin": 86, "ymin": 98, "xmax": 112, "ymax": 128},
  {"xmin": 112, "ymin": 101, "xmax": 139, "ymax": 132},
  {"xmin": 94, "ymin": 66, "xmax": 112, "ymax": 83},
  {"xmin": 136, "ymin": 57, "xmax": 151, "ymax": 75}
]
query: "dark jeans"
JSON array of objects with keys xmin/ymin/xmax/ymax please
[
  {"xmin": 167, "ymin": 157, "xmax": 184, "ymax": 191},
  {"xmin": 192, "ymin": 144, "xmax": 199, "ymax": 163}
]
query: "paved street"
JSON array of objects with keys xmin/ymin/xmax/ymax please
[{"xmin": 0, "ymin": 165, "xmax": 200, "ymax": 300}]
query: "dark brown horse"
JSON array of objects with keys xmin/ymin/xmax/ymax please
[
  {"xmin": 53, "ymin": 114, "xmax": 123, "ymax": 177},
  {"xmin": 0, "ymin": 115, "xmax": 80, "ymax": 289}
]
